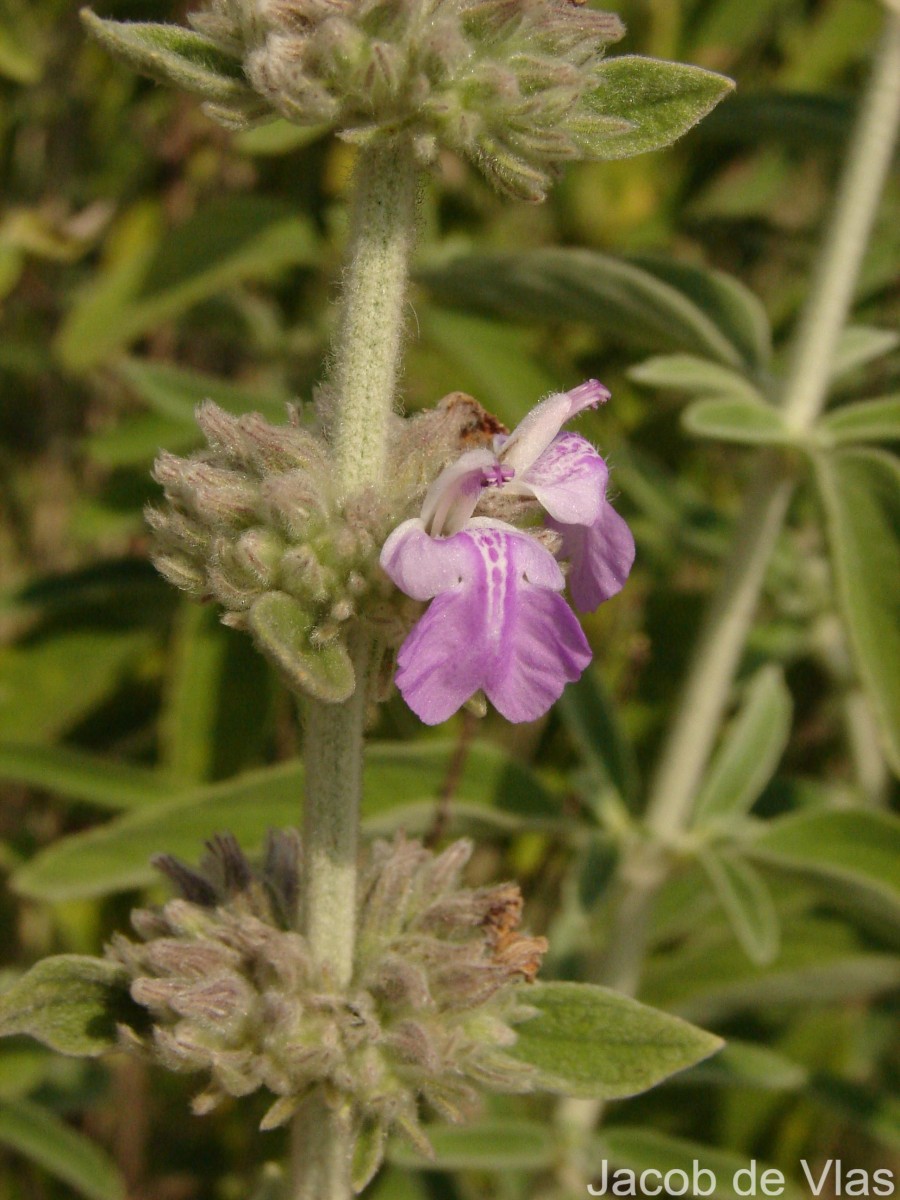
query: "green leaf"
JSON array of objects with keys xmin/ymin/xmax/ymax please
[
  {"xmin": 0, "ymin": 957, "xmax": 139, "ymax": 1057},
  {"xmin": 56, "ymin": 196, "xmax": 317, "ymax": 371},
  {"xmin": 748, "ymin": 809, "xmax": 900, "ymax": 933},
  {"xmin": 248, "ymin": 592, "xmax": 355, "ymax": 703},
  {"xmin": 693, "ymin": 667, "xmax": 793, "ymax": 824},
  {"xmin": 0, "ymin": 628, "xmax": 157, "ymax": 745},
  {"xmin": 417, "ymin": 306, "xmax": 558, "ymax": 429},
  {"xmin": 597, "ymin": 1129, "xmax": 804, "ymax": 1200},
  {"xmin": 114, "ymin": 356, "xmax": 289, "ymax": 424},
  {"xmin": 644, "ymin": 915, "xmax": 900, "ymax": 1024},
  {"xmin": 0, "ymin": 742, "xmax": 177, "ymax": 811},
  {"xmin": 81, "ymin": 11, "xmax": 253, "ymax": 104},
  {"xmin": 830, "ymin": 326, "xmax": 899, "ymax": 382},
  {"xmin": 680, "ymin": 1040, "xmax": 807, "ymax": 1091},
  {"xmin": 0, "ymin": 1098, "xmax": 126, "ymax": 1200},
  {"xmin": 698, "ymin": 850, "xmax": 780, "ymax": 966},
  {"xmin": 682, "ymin": 397, "xmax": 791, "ymax": 446},
  {"xmin": 0, "ymin": 1044, "xmax": 54, "ymax": 1100},
  {"xmin": 11, "ymin": 742, "xmax": 555, "ymax": 900},
  {"xmin": 629, "ymin": 354, "xmax": 768, "ymax": 403},
  {"xmin": 420, "ymin": 250, "xmax": 770, "ymax": 371},
  {"xmin": 508, "ymin": 982, "xmax": 722, "ymax": 1098},
  {"xmin": 84, "ymin": 412, "xmax": 199, "ymax": 468},
  {"xmin": 818, "ymin": 395, "xmax": 900, "ymax": 446},
  {"xmin": 389, "ymin": 1119, "xmax": 556, "ymax": 1171},
  {"xmin": 582, "ymin": 57, "xmax": 734, "ymax": 160},
  {"xmin": 557, "ymin": 665, "xmax": 640, "ymax": 804},
  {"xmin": 695, "ymin": 91, "xmax": 853, "ymax": 151},
  {"xmin": 814, "ymin": 449, "xmax": 900, "ymax": 773}
]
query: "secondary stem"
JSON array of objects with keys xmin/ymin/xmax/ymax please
[
  {"xmin": 558, "ymin": 4, "xmax": 900, "ymax": 1164},
  {"xmin": 295, "ymin": 137, "xmax": 421, "ymax": 1200}
]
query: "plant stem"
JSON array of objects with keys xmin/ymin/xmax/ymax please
[
  {"xmin": 330, "ymin": 137, "xmax": 421, "ymax": 495},
  {"xmin": 302, "ymin": 635, "xmax": 372, "ymax": 987},
  {"xmin": 558, "ymin": 5, "xmax": 900, "ymax": 1164},
  {"xmin": 293, "ymin": 137, "xmax": 421, "ymax": 1200},
  {"xmin": 641, "ymin": 6, "xmax": 900, "ymax": 839}
]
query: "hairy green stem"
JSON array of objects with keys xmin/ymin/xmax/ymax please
[
  {"xmin": 330, "ymin": 137, "xmax": 420, "ymax": 494},
  {"xmin": 293, "ymin": 137, "xmax": 420, "ymax": 1200},
  {"xmin": 558, "ymin": 6, "xmax": 900, "ymax": 1164},
  {"xmin": 289, "ymin": 1101, "xmax": 354, "ymax": 1200}
]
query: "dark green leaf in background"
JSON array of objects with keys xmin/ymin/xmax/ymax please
[
  {"xmin": 0, "ymin": 1098, "xmax": 126, "ymax": 1200},
  {"xmin": 389, "ymin": 1119, "xmax": 557, "ymax": 1172},
  {"xmin": 814, "ymin": 449, "xmax": 900, "ymax": 773}
]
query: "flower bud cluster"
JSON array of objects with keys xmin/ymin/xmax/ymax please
[
  {"xmin": 189, "ymin": 0, "xmax": 625, "ymax": 200},
  {"xmin": 147, "ymin": 395, "xmax": 497, "ymax": 701},
  {"xmin": 107, "ymin": 831, "xmax": 546, "ymax": 1178}
]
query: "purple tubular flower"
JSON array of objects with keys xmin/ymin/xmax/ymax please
[
  {"xmin": 381, "ymin": 517, "xmax": 591, "ymax": 725},
  {"xmin": 380, "ymin": 380, "xmax": 633, "ymax": 724}
]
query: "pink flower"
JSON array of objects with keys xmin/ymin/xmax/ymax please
[{"xmin": 380, "ymin": 383, "xmax": 634, "ymax": 724}]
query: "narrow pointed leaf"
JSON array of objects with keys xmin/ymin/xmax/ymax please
[
  {"xmin": 814, "ymin": 448, "xmax": 900, "ymax": 772},
  {"xmin": 81, "ymin": 11, "xmax": 252, "ymax": 104},
  {"xmin": 0, "ymin": 742, "xmax": 176, "ymax": 811},
  {"xmin": 507, "ymin": 982, "xmax": 722, "ymax": 1098},
  {"xmin": 114, "ymin": 357, "xmax": 289, "ymax": 424},
  {"xmin": 582, "ymin": 57, "xmax": 734, "ymax": 159},
  {"xmin": 818, "ymin": 395, "xmax": 900, "ymax": 446},
  {"xmin": 389, "ymin": 1120, "xmax": 556, "ymax": 1171},
  {"xmin": 249, "ymin": 592, "xmax": 355, "ymax": 702},
  {"xmin": 630, "ymin": 355, "xmax": 767, "ymax": 404},
  {"xmin": 0, "ymin": 1099, "xmax": 126, "ymax": 1200},
  {"xmin": 693, "ymin": 667, "xmax": 792, "ymax": 825},
  {"xmin": 698, "ymin": 850, "xmax": 780, "ymax": 965},
  {"xmin": 420, "ymin": 250, "xmax": 770, "ymax": 370},
  {"xmin": 829, "ymin": 325, "xmax": 899, "ymax": 381},
  {"xmin": 748, "ymin": 809, "xmax": 900, "ymax": 932},
  {"xmin": 11, "ymin": 743, "xmax": 554, "ymax": 900},
  {"xmin": 683, "ymin": 397, "xmax": 791, "ymax": 446},
  {"xmin": 557, "ymin": 665, "xmax": 640, "ymax": 803},
  {"xmin": 0, "ymin": 957, "xmax": 141, "ymax": 1056}
]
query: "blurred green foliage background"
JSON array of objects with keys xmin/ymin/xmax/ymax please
[{"xmin": 0, "ymin": 1, "xmax": 898, "ymax": 1199}]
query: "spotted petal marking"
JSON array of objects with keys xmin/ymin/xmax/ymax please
[{"xmin": 381, "ymin": 518, "xmax": 591, "ymax": 725}]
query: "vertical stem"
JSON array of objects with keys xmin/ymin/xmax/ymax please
[
  {"xmin": 644, "ymin": 5, "xmax": 900, "ymax": 840},
  {"xmin": 302, "ymin": 636, "xmax": 372, "ymax": 985},
  {"xmin": 293, "ymin": 137, "xmax": 420, "ymax": 1200},
  {"xmin": 330, "ymin": 137, "xmax": 421, "ymax": 494},
  {"xmin": 558, "ymin": 6, "xmax": 900, "ymax": 1170}
]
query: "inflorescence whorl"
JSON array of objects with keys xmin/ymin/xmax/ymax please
[
  {"xmin": 107, "ymin": 832, "xmax": 546, "ymax": 1185},
  {"xmin": 146, "ymin": 394, "xmax": 501, "ymax": 703},
  {"xmin": 85, "ymin": 0, "xmax": 626, "ymax": 201}
]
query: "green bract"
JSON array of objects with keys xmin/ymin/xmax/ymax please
[{"xmin": 82, "ymin": 1, "xmax": 733, "ymax": 201}]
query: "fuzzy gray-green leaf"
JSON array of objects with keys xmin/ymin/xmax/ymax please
[
  {"xmin": 581, "ymin": 57, "xmax": 734, "ymax": 160},
  {"xmin": 81, "ymin": 11, "xmax": 253, "ymax": 104},
  {"xmin": 0, "ymin": 956, "xmax": 142, "ymax": 1056},
  {"xmin": 508, "ymin": 981, "xmax": 722, "ymax": 1098}
]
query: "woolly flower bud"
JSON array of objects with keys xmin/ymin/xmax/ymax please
[
  {"xmin": 147, "ymin": 395, "xmax": 505, "ymax": 703},
  {"xmin": 107, "ymin": 832, "xmax": 547, "ymax": 1185}
]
